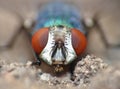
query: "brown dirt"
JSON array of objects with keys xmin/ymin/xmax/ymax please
[{"xmin": 0, "ymin": 55, "xmax": 115, "ymax": 89}]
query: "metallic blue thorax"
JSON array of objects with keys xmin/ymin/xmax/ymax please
[{"xmin": 33, "ymin": 2, "xmax": 85, "ymax": 34}]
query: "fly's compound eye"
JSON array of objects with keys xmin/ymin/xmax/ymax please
[
  {"xmin": 71, "ymin": 28, "xmax": 87, "ymax": 56},
  {"xmin": 31, "ymin": 28, "xmax": 49, "ymax": 54}
]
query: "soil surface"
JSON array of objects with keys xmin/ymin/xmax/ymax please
[{"xmin": 0, "ymin": 55, "xmax": 115, "ymax": 89}]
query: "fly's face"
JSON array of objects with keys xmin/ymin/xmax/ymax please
[
  {"xmin": 39, "ymin": 26, "xmax": 77, "ymax": 72},
  {"xmin": 32, "ymin": 26, "xmax": 87, "ymax": 72}
]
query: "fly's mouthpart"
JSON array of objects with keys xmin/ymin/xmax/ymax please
[
  {"xmin": 52, "ymin": 59, "xmax": 65, "ymax": 72},
  {"xmin": 53, "ymin": 64, "xmax": 64, "ymax": 72}
]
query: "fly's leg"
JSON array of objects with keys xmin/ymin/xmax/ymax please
[
  {"xmin": 0, "ymin": 12, "xmax": 35, "ymax": 50},
  {"xmin": 28, "ymin": 43, "xmax": 41, "ymax": 66},
  {"xmin": 23, "ymin": 19, "xmax": 41, "ymax": 66},
  {"xmin": 23, "ymin": 18, "xmax": 36, "ymax": 33},
  {"xmin": 93, "ymin": 16, "xmax": 120, "ymax": 48},
  {"xmin": 31, "ymin": 53, "xmax": 41, "ymax": 66},
  {"xmin": 92, "ymin": 15, "xmax": 109, "ymax": 48},
  {"xmin": 0, "ymin": 25, "xmax": 23, "ymax": 50},
  {"xmin": 82, "ymin": 14, "xmax": 110, "ymax": 48},
  {"xmin": 0, "ymin": 12, "xmax": 41, "ymax": 66}
]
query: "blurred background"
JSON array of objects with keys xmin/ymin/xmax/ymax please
[{"xmin": 0, "ymin": 0, "xmax": 120, "ymax": 66}]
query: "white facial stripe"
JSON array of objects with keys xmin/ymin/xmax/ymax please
[
  {"xmin": 64, "ymin": 29, "xmax": 77, "ymax": 64},
  {"xmin": 39, "ymin": 28, "xmax": 54, "ymax": 65},
  {"xmin": 40, "ymin": 26, "xmax": 77, "ymax": 65}
]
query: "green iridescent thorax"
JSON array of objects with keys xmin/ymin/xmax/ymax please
[
  {"xmin": 33, "ymin": 2, "xmax": 86, "ymax": 34},
  {"xmin": 44, "ymin": 18, "xmax": 73, "ymax": 28}
]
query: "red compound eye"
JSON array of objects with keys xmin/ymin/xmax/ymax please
[
  {"xmin": 32, "ymin": 28, "xmax": 49, "ymax": 54},
  {"xmin": 71, "ymin": 28, "xmax": 87, "ymax": 56}
]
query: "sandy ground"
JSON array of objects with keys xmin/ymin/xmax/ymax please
[
  {"xmin": 0, "ymin": 55, "xmax": 120, "ymax": 89},
  {"xmin": 0, "ymin": 55, "xmax": 110, "ymax": 89}
]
